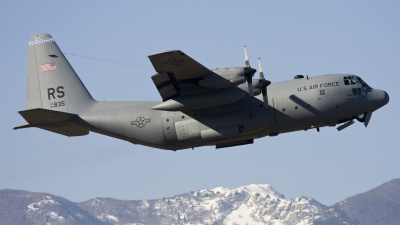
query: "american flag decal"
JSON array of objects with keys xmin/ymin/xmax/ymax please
[
  {"xmin": 28, "ymin": 38, "xmax": 54, "ymax": 46},
  {"xmin": 41, "ymin": 62, "xmax": 56, "ymax": 72}
]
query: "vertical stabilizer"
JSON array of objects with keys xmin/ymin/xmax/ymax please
[{"xmin": 26, "ymin": 33, "xmax": 94, "ymax": 114}]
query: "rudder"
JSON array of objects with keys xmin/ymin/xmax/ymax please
[{"xmin": 26, "ymin": 33, "xmax": 94, "ymax": 114}]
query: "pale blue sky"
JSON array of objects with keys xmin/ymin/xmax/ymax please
[{"xmin": 1, "ymin": 1, "xmax": 399, "ymax": 205}]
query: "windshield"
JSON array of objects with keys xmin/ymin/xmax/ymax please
[
  {"xmin": 343, "ymin": 75, "xmax": 371, "ymax": 89},
  {"xmin": 355, "ymin": 76, "xmax": 372, "ymax": 89}
]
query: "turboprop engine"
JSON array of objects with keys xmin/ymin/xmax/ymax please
[
  {"xmin": 151, "ymin": 46, "xmax": 270, "ymax": 112},
  {"xmin": 197, "ymin": 67, "xmax": 255, "ymax": 88},
  {"xmin": 236, "ymin": 57, "xmax": 271, "ymax": 108}
]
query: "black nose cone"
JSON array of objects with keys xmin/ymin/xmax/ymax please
[{"xmin": 245, "ymin": 67, "xmax": 257, "ymax": 76}]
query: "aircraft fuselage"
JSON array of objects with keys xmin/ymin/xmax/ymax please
[
  {"xmin": 78, "ymin": 74, "xmax": 388, "ymax": 150},
  {"xmin": 15, "ymin": 34, "xmax": 389, "ymax": 151}
]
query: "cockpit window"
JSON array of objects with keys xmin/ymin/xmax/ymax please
[
  {"xmin": 344, "ymin": 77, "xmax": 349, "ymax": 85},
  {"xmin": 344, "ymin": 75, "xmax": 372, "ymax": 89},
  {"xmin": 355, "ymin": 76, "xmax": 372, "ymax": 89},
  {"xmin": 343, "ymin": 76, "xmax": 361, "ymax": 85},
  {"xmin": 344, "ymin": 76, "xmax": 359, "ymax": 85}
]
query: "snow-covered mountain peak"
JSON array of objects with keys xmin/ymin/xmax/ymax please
[
  {"xmin": 206, "ymin": 184, "xmax": 283, "ymax": 199},
  {"xmin": 210, "ymin": 186, "xmax": 231, "ymax": 194},
  {"xmin": 27, "ymin": 195, "xmax": 60, "ymax": 212},
  {"xmin": 3, "ymin": 179, "xmax": 400, "ymax": 225},
  {"xmin": 233, "ymin": 184, "xmax": 283, "ymax": 198}
]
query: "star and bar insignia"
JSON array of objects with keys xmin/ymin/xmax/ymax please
[
  {"xmin": 131, "ymin": 117, "xmax": 151, "ymax": 128},
  {"xmin": 164, "ymin": 58, "xmax": 184, "ymax": 66}
]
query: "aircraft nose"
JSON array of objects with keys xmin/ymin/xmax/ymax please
[
  {"xmin": 367, "ymin": 89, "xmax": 389, "ymax": 109},
  {"xmin": 383, "ymin": 91, "xmax": 389, "ymax": 105}
]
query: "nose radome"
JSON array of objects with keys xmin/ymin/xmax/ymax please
[
  {"xmin": 383, "ymin": 91, "xmax": 389, "ymax": 105},
  {"xmin": 367, "ymin": 89, "xmax": 389, "ymax": 108}
]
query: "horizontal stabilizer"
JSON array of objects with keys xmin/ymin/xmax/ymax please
[
  {"xmin": 17, "ymin": 108, "xmax": 76, "ymax": 124},
  {"xmin": 14, "ymin": 108, "xmax": 88, "ymax": 136},
  {"xmin": 38, "ymin": 125, "xmax": 88, "ymax": 137}
]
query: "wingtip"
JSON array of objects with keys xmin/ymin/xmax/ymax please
[{"xmin": 148, "ymin": 50, "xmax": 182, "ymax": 57}]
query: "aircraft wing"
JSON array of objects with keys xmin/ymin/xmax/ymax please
[{"xmin": 148, "ymin": 50, "xmax": 216, "ymax": 101}]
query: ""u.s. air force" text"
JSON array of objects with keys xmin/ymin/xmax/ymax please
[{"xmin": 297, "ymin": 82, "xmax": 340, "ymax": 92}]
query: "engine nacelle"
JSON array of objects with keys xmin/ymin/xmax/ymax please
[{"xmin": 198, "ymin": 67, "xmax": 246, "ymax": 88}]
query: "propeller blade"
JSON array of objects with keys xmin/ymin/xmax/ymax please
[
  {"xmin": 258, "ymin": 58, "xmax": 270, "ymax": 108},
  {"xmin": 258, "ymin": 58, "xmax": 265, "ymax": 80},
  {"xmin": 364, "ymin": 111, "xmax": 372, "ymax": 127},
  {"xmin": 244, "ymin": 45, "xmax": 250, "ymax": 68},
  {"xmin": 262, "ymin": 87, "xmax": 269, "ymax": 108},
  {"xmin": 247, "ymin": 76, "xmax": 254, "ymax": 97},
  {"xmin": 243, "ymin": 46, "xmax": 256, "ymax": 97}
]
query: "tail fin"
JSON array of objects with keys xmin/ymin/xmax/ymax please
[{"xmin": 26, "ymin": 33, "xmax": 94, "ymax": 114}]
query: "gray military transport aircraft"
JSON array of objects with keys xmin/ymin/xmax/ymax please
[{"xmin": 14, "ymin": 34, "xmax": 389, "ymax": 150}]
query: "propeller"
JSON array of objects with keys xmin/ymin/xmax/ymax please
[
  {"xmin": 258, "ymin": 58, "xmax": 271, "ymax": 108},
  {"xmin": 244, "ymin": 46, "xmax": 257, "ymax": 97}
]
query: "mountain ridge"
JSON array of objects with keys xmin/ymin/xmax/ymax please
[{"xmin": 1, "ymin": 179, "xmax": 399, "ymax": 225}]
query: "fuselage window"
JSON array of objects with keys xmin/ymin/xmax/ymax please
[
  {"xmin": 352, "ymin": 88, "xmax": 363, "ymax": 96},
  {"xmin": 352, "ymin": 88, "xmax": 358, "ymax": 96}
]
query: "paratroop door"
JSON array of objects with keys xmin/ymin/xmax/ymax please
[{"xmin": 162, "ymin": 117, "xmax": 178, "ymax": 143}]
